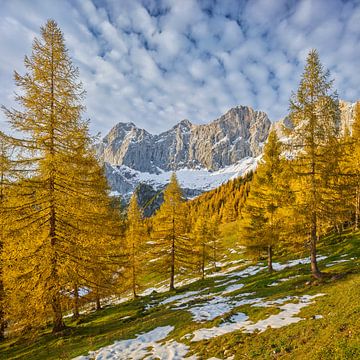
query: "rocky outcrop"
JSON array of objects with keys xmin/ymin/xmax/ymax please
[
  {"xmin": 273, "ymin": 100, "xmax": 358, "ymax": 139},
  {"xmin": 339, "ymin": 100, "xmax": 357, "ymax": 135},
  {"xmin": 97, "ymin": 106, "xmax": 271, "ymax": 173}
]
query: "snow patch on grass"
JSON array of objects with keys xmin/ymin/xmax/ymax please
[
  {"xmin": 73, "ymin": 325, "xmax": 196, "ymax": 360},
  {"xmin": 325, "ymin": 259, "xmax": 349, "ymax": 267},
  {"xmin": 190, "ymin": 294, "xmax": 326, "ymax": 342},
  {"xmin": 222, "ymin": 283, "xmax": 244, "ymax": 294},
  {"xmin": 160, "ymin": 291, "xmax": 200, "ymax": 306},
  {"xmin": 186, "ymin": 293, "xmax": 261, "ymax": 322},
  {"xmin": 272, "ymin": 255, "xmax": 327, "ymax": 271}
]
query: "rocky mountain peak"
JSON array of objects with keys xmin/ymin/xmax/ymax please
[
  {"xmin": 97, "ymin": 105, "xmax": 271, "ymax": 173},
  {"xmin": 177, "ymin": 119, "xmax": 192, "ymax": 128}
]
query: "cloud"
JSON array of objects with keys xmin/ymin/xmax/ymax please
[{"xmin": 0, "ymin": 0, "xmax": 359, "ymax": 137}]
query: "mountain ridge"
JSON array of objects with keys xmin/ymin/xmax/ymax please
[
  {"xmin": 97, "ymin": 101, "xmax": 357, "ymax": 204},
  {"xmin": 97, "ymin": 105, "xmax": 271, "ymax": 173}
]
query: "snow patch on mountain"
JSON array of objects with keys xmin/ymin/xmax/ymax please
[{"xmin": 108, "ymin": 156, "xmax": 259, "ymax": 199}]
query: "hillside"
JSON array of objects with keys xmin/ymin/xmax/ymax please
[
  {"xmin": 1, "ymin": 230, "xmax": 359, "ymax": 359},
  {"xmin": 186, "ymin": 172, "xmax": 253, "ymax": 223}
]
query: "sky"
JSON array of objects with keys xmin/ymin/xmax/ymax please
[{"xmin": 0, "ymin": 0, "xmax": 359, "ymax": 136}]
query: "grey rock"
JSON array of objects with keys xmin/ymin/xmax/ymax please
[{"xmin": 97, "ymin": 105, "xmax": 271, "ymax": 173}]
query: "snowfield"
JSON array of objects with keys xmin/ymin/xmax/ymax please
[{"xmin": 109, "ymin": 156, "xmax": 260, "ymax": 198}]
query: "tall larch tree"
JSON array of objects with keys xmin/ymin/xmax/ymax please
[
  {"xmin": 288, "ymin": 49, "xmax": 340, "ymax": 278},
  {"xmin": 151, "ymin": 173, "xmax": 193, "ymax": 291},
  {"xmin": 208, "ymin": 214, "xmax": 222, "ymax": 271},
  {"xmin": 239, "ymin": 130, "xmax": 292, "ymax": 272},
  {"xmin": 193, "ymin": 217, "xmax": 207, "ymax": 279},
  {"xmin": 192, "ymin": 213, "xmax": 222, "ymax": 278},
  {"xmin": 1, "ymin": 20, "xmax": 116, "ymax": 333},
  {"xmin": 351, "ymin": 102, "xmax": 360, "ymax": 229},
  {"xmin": 65, "ymin": 143, "xmax": 120, "ymax": 317}
]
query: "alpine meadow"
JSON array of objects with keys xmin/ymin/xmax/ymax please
[{"xmin": 0, "ymin": 2, "xmax": 360, "ymax": 360}]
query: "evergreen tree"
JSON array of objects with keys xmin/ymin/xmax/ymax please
[
  {"xmin": 239, "ymin": 130, "xmax": 292, "ymax": 272},
  {"xmin": 151, "ymin": 173, "xmax": 193, "ymax": 290},
  {"xmin": 208, "ymin": 214, "xmax": 222, "ymax": 271},
  {"xmin": 191, "ymin": 213, "xmax": 221, "ymax": 278},
  {"xmin": 288, "ymin": 49, "xmax": 340, "ymax": 278},
  {"xmin": 351, "ymin": 102, "xmax": 360, "ymax": 229},
  {"xmin": 1, "ymin": 20, "xmax": 118, "ymax": 332},
  {"xmin": 192, "ymin": 216, "xmax": 208, "ymax": 279}
]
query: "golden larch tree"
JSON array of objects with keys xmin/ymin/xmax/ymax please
[{"xmin": 288, "ymin": 49, "xmax": 340, "ymax": 278}]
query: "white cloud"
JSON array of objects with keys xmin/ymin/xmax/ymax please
[{"xmin": 0, "ymin": 0, "xmax": 359, "ymax": 137}]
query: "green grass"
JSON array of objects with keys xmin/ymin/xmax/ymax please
[{"xmin": 1, "ymin": 230, "xmax": 359, "ymax": 359}]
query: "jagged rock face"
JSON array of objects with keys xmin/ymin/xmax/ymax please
[
  {"xmin": 273, "ymin": 100, "xmax": 358, "ymax": 139},
  {"xmin": 97, "ymin": 106, "xmax": 271, "ymax": 173},
  {"xmin": 339, "ymin": 100, "xmax": 357, "ymax": 135}
]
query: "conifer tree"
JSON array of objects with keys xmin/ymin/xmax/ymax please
[
  {"xmin": 2, "ymin": 20, "xmax": 119, "ymax": 332},
  {"xmin": 351, "ymin": 102, "xmax": 360, "ymax": 229},
  {"xmin": 0, "ymin": 135, "xmax": 12, "ymax": 340},
  {"xmin": 125, "ymin": 192, "xmax": 145, "ymax": 298},
  {"xmin": 192, "ymin": 216, "xmax": 208, "ymax": 279},
  {"xmin": 288, "ymin": 49, "xmax": 340, "ymax": 278},
  {"xmin": 239, "ymin": 130, "xmax": 292, "ymax": 272},
  {"xmin": 208, "ymin": 214, "xmax": 222, "ymax": 271},
  {"xmin": 151, "ymin": 173, "xmax": 193, "ymax": 290}
]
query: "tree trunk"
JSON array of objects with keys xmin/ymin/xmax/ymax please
[
  {"xmin": 201, "ymin": 243, "xmax": 205, "ymax": 280},
  {"xmin": 267, "ymin": 245, "xmax": 273, "ymax": 272},
  {"xmin": 49, "ymin": 42, "xmax": 65, "ymax": 334},
  {"xmin": 95, "ymin": 291, "xmax": 101, "ymax": 311},
  {"xmin": 73, "ymin": 283, "xmax": 79, "ymax": 320},
  {"xmin": 52, "ymin": 294, "xmax": 65, "ymax": 332},
  {"xmin": 50, "ymin": 209, "xmax": 65, "ymax": 332},
  {"xmin": 310, "ymin": 216, "xmax": 322, "ymax": 278},
  {"xmin": 132, "ymin": 243, "xmax": 137, "ymax": 299},
  {"xmin": 213, "ymin": 239, "xmax": 217, "ymax": 272},
  {"xmin": 170, "ymin": 218, "xmax": 175, "ymax": 291},
  {"xmin": 0, "ymin": 171, "xmax": 5, "ymax": 340},
  {"xmin": 355, "ymin": 187, "xmax": 359, "ymax": 230},
  {"xmin": 335, "ymin": 223, "xmax": 341, "ymax": 235},
  {"xmin": 0, "ymin": 278, "xmax": 5, "ymax": 341},
  {"xmin": 170, "ymin": 235, "xmax": 175, "ymax": 291},
  {"xmin": 309, "ymin": 131, "xmax": 322, "ymax": 279}
]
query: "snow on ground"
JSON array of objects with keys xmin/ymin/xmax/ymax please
[
  {"xmin": 222, "ymin": 283, "xmax": 244, "ymax": 294},
  {"xmin": 186, "ymin": 293, "xmax": 260, "ymax": 323},
  {"xmin": 73, "ymin": 326, "xmax": 196, "ymax": 360},
  {"xmin": 190, "ymin": 294, "xmax": 326, "ymax": 342},
  {"xmin": 272, "ymin": 255, "xmax": 327, "ymax": 271},
  {"xmin": 325, "ymin": 259, "xmax": 350, "ymax": 267},
  {"xmin": 209, "ymin": 264, "xmax": 264, "ymax": 279},
  {"xmin": 160, "ymin": 291, "xmax": 201, "ymax": 306}
]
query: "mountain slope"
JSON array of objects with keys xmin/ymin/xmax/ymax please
[{"xmin": 2, "ymin": 230, "xmax": 359, "ymax": 360}]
